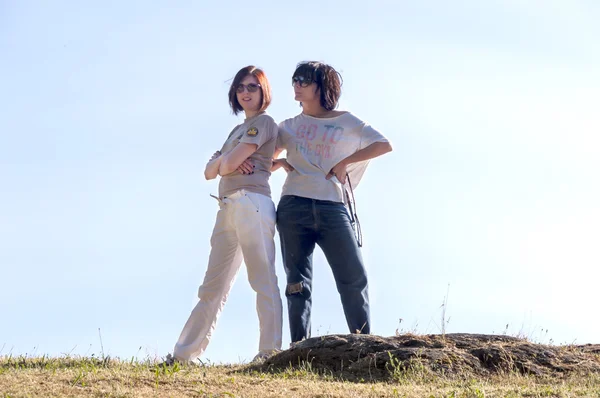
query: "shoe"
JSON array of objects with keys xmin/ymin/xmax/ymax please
[
  {"xmin": 155, "ymin": 353, "xmax": 180, "ymax": 368},
  {"xmin": 252, "ymin": 349, "xmax": 280, "ymax": 363}
]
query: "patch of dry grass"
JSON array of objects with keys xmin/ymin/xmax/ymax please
[{"xmin": 1, "ymin": 355, "xmax": 599, "ymax": 397}]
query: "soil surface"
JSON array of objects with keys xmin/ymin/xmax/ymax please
[{"xmin": 252, "ymin": 333, "xmax": 600, "ymax": 380}]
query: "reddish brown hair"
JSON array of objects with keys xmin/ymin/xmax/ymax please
[{"xmin": 228, "ymin": 65, "xmax": 272, "ymax": 115}]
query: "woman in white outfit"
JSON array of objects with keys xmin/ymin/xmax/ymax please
[{"xmin": 163, "ymin": 65, "xmax": 283, "ymax": 365}]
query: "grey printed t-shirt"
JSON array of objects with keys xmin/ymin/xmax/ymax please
[
  {"xmin": 277, "ymin": 112, "xmax": 389, "ymax": 203},
  {"xmin": 218, "ymin": 113, "xmax": 278, "ymax": 198}
]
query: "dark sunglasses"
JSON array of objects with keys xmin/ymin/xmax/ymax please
[
  {"xmin": 292, "ymin": 76, "xmax": 314, "ymax": 87},
  {"xmin": 236, "ymin": 83, "xmax": 261, "ymax": 93}
]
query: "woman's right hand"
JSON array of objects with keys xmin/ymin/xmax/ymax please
[
  {"xmin": 236, "ymin": 159, "xmax": 255, "ymax": 175},
  {"xmin": 272, "ymin": 158, "xmax": 294, "ymax": 173},
  {"xmin": 209, "ymin": 150, "xmax": 221, "ymax": 162}
]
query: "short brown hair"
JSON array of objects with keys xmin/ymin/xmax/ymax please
[
  {"xmin": 228, "ymin": 66, "xmax": 272, "ymax": 115},
  {"xmin": 292, "ymin": 61, "xmax": 343, "ymax": 111}
]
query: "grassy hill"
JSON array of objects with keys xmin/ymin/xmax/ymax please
[{"xmin": 2, "ymin": 334, "xmax": 600, "ymax": 397}]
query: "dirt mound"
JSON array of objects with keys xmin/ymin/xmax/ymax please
[{"xmin": 253, "ymin": 334, "xmax": 600, "ymax": 381}]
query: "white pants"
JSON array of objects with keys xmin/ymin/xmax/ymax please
[{"xmin": 173, "ymin": 190, "xmax": 283, "ymax": 361}]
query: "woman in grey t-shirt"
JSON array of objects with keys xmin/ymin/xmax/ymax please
[
  {"xmin": 274, "ymin": 61, "xmax": 393, "ymax": 343},
  {"xmin": 162, "ymin": 66, "xmax": 283, "ymax": 365}
]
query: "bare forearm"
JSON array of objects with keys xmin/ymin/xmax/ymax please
[
  {"xmin": 219, "ymin": 143, "xmax": 257, "ymax": 175},
  {"xmin": 219, "ymin": 154, "xmax": 238, "ymax": 175},
  {"xmin": 271, "ymin": 158, "xmax": 294, "ymax": 173},
  {"xmin": 327, "ymin": 141, "xmax": 392, "ymax": 184},
  {"xmin": 204, "ymin": 157, "xmax": 222, "ymax": 180},
  {"xmin": 343, "ymin": 141, "xmax": 392, "ymax": 166}
]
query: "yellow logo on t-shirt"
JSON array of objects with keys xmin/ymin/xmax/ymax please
[{"xmin": 247, "ymin": 127, "xmax": 258, "ymax": 136}]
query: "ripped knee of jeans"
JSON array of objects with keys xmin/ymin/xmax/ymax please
[
  {"xmin": 285, "ymin": 281, "xmax": 311, "ymax": 299},
  {"xmin": 286, "ymin": 281, "xmax": 303, "ymax": 295}
]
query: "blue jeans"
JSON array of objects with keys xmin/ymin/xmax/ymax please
[{"xmin": 276, "ymin": 195, "xmax": 370, "ymax": 343}]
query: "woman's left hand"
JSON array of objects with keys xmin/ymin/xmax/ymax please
[{"xmin": 326, "ymin": 160, "xmax": 348, "ymax": 184}]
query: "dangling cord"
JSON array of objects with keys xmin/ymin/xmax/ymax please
[{"xmin": 345, "ymin": 173, "xmax": 363, "ymax": 247}]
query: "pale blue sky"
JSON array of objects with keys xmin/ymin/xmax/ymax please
[{"xmin": 1, "ymin": 1, "xmax": 599, "ymax": 363}]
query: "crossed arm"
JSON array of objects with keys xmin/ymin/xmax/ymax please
[
  {"xmin": 204, "ymin": 143, "xmax": 258, "ymax": 180},
  {"xmin": 206, "ymin": 140, "xmax": 391, "ymax": 181}
]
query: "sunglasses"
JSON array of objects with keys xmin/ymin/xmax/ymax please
[
  {"xmin": 236, "ymin": 83, "xmax": 261, "ymax": 93},
  {"xmin": 292, "ymin": 76, "xmax": 314, "ymax": 87}
]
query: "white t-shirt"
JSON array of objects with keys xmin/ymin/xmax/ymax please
[{"xmin": 277, "ymin": 112, "xmax": 388, "ymax": 203}]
